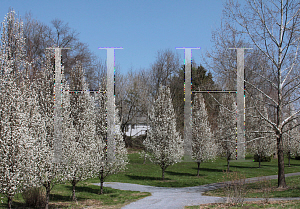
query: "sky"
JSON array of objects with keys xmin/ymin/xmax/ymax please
[{"xmin": 0, "ymin": 0, "xmax": 225, "ymax": 75}]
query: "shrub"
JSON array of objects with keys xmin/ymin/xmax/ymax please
[
  {"xmin": 22, "ymin": 186, "xmax": 46, "ymax": 208},
  {"xmin": 222, "ymin": 171, "xmax": 247, "ymax": 205}
]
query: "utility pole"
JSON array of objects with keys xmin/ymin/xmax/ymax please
[
  {"xmin": 46, "ymin": 47, "xmax": 70, "ymax": 163},
  {"xmin": 99, "ymin": 47, "xmax": 123, "ymax": 162},
  {"xmin": 229, "ymin": 48, "xmax": 251, "ymax": 160},
  {"xmin": 176, "ymin": 47, "xmax": 200, "ymax": 162}
]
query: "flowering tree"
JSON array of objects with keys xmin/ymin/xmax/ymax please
[
  {"xmin": 92, "ymin": 91, "xmax": 128, "ymax": 194},
  {"xmin": 143, "ymin": 85, "xmax": 184, "ymax": 180},
  {"xmin": 192, "ymin": 93, "xmax": 217, "ymax": 177},
  {"xmin": 0, "ymin": 10, "xmax": 41, "ymax": 209},
  {"xmin": 0, "ymin": 70, "xmax": 35, "ymax": 209},
  {"xmin": 247, "ymin": 95, "xmax": 276, "ymax": 168},
  {"xmin": 283, "ymin": 105, "xmax": 300, "ymax": 167},
  {"xmin": 217, "ymin": 94, "xmax": 236, "ymax": 172},
  {"xmin": 63, "ymin": 62, "xmax": 98, "ymax": 201},
  {"xmin": 33, "ymin": 51, "xmax": 69, "ymax": 209}
]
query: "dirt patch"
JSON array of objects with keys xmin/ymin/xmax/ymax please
[{"xmin": 130, "ymin": 192, "xmax": 149, "ymax": 196}]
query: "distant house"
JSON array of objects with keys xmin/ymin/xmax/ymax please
[{"xmin": 125, "ymin": 116, "xmax": 148, "ymax": 137}]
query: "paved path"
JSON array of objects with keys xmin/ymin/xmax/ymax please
[{"xmin": 93, "ymin": 172, "xmax": 300, "ymax": 209}]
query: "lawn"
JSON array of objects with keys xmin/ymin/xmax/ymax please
[
  {"xmin": 88, "ymin": 151, "xmax": 300, "ymax": 188},
  {"xmin": 204, "ymin": 175, "xmax": 300, "ymax": 198},
  {"xmin": 1, "ymin": 149, "xmax": 300, "ymax": 208},
  {"xmin": 0, "ymin": 181, "xmax": 150, "ymax": 209}
]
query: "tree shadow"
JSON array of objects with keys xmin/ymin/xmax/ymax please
[
  {"xmin": 288, "ymin": 163, "xmax": 300, "ymax": 167},
  {"xmin": 50, "ymin": 193, "xmax": 74, "ymax": 202},
  {"xmin": 253, "ymin": 164, "xmax": 277, "ymax": 168},
  {"xmin": 230, "ymin": 165, "xmax": 258, "ymax": 169},
  {"xmin": 7, "ymin": 201, "xmax": 27, "ymax": 209},
  {"xmin": 165, "ymin": 170, "xmax": 196, "ymax": 176},
  {"xmin": 64, "ymin": 185, "xmax": 114, "ymax": 196},
  {"xmin": 125, "ymin": 174, "xmax": 169, "ymax": 181},
  {"xmin": 193, "ymin": 167, "xmax": 224, "ymax": 172}
]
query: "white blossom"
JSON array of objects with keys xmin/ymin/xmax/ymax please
[
  {"xmin": 91, "ymin": 91, "xmax": 128, "ymax": 194},
  {"xmin": 246, "ymin": 95, "xmax": 276, "ymax": 168},
  {"xmin": 63, "ymin": 62, "xmax": 98, "ymax": 201},
  {"xmin": 0, "ymin": 10, "xmax": 37, "ymax": 209},
  {"xmin": 192, "ymin": 93, "xmax": 217, "ymax": 176},
  {"xmin": 217, "ymin": 94, "xmax": 236, "ymax": 171},
  {"xmin": 143, "ymin": 85, "xmax": 184, "ymax": 180},
  {"xmin": 283, "ymin": 104, "xmax": 300, "ymax": 166}
]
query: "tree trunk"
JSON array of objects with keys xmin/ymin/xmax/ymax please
[
  {"xmin": 100, "ymin": 169, "xmax": 104, "ymax": 194},
  {"xmin": 162, "ymin": 167, "xmax": 165, "ymax": 180},
  {"xmin": 71, "ymin": 179, "xmax": 77, "ymax": 201},
  {"xmin": 143, "ymin": 150, "xmax": 146, "ymax": 164},
  {"xmin": 227, "ymin": 157, "xmax": 230, "ymax": 172},
  {"xmin": 277, "ymin": 134, "xmax": 287, "ymax": 188},
  {"xmin": 197, "ymin": 162, "xmax": 201, "ymax": 177},
  {"xmin": 7, "ymin": 196, "xmax": 12, "ymax": 209},
  {"xmin": 259, "ymin": 154, "xmax": 261, "ymax": 168},
  {"xmin": 288, "ymin": 151, "xmax": 291, "ymax": 167},
  {"xmin": 44, "ymin": 181, "xmax": 51, "ymax": 209}
]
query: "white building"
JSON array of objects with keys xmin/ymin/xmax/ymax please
[{"xmin": 125, "ymin": 116, "xmax": 148, "ymax": 137}]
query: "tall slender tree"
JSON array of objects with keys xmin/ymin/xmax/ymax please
[
  {"xmin": 64, "ymin": 62, "xmax": 97, "ymax": 201},
  {"xmin": 92, "ymin": 91, "xmax": 128, "ymax": 194},
  {"xmin": 192, "ymin": 93, "xmax": 217, "ymax": 177},
  {"xmin": 143, "ymin": 85, "xmax": 184, "ymax": 180},
  {"xmin": 217, "ymin": 94, "xmax": 237, "ymax": 172},
  {"xmin": 283, "ymin": 105, "xmax": 300, "ymax": 167},
  {"xmin": 0, "ymin": 10, "xmax": 40, "ymax": 209},
  {"xmin": 33, "ymin": 51, "xmax": 69, "ymax": 209},
  {"xmin": 247, "ymin": 95, "xmax": 276, "ymax": 168}
]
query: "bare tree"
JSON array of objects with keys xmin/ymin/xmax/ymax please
[
  {"xmin": 149, "ymin": 49, "xmax": 181, "ymax": 97},
  {"xmin": 22, "ymin": 14, "xmax": 101, "ymax": 89},
  {"xmin": 209, "ymin": 0, "xmax": 300, "ymax": 188},
  {"xmin": 115, "ymin": 69, "xmax": 151, "ymax": 145}
]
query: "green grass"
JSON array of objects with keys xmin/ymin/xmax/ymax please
[
  {"xmin": 203, "ymin": 175, "xmax": 300, "ymax": 199},
  {"xmin": 185, "ymin": 200, "xmax": 300, "ymax": 208},
  {"xmin": 1, "ymin": 150, "xmax": 300, "ymax": 208},
  {"xmin": 0, "ymin": 180, "xmax": 150, "ymax": 209},
  {"xmin": 88, "ymin": 151, "xmax": 300, "ymax": 188},
  {"xmin": 246, "ymin": 175, "xmax": 300, "ymax": 198}
]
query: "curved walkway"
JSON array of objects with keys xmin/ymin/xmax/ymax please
[{"xmin": 93, "ymin": 172, "xmax": 300, "ymax": 209}]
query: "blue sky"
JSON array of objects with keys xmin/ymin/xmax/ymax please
[{"xmin": 0, "ymin": 0, "xmax": 224, "ymax": 74}]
